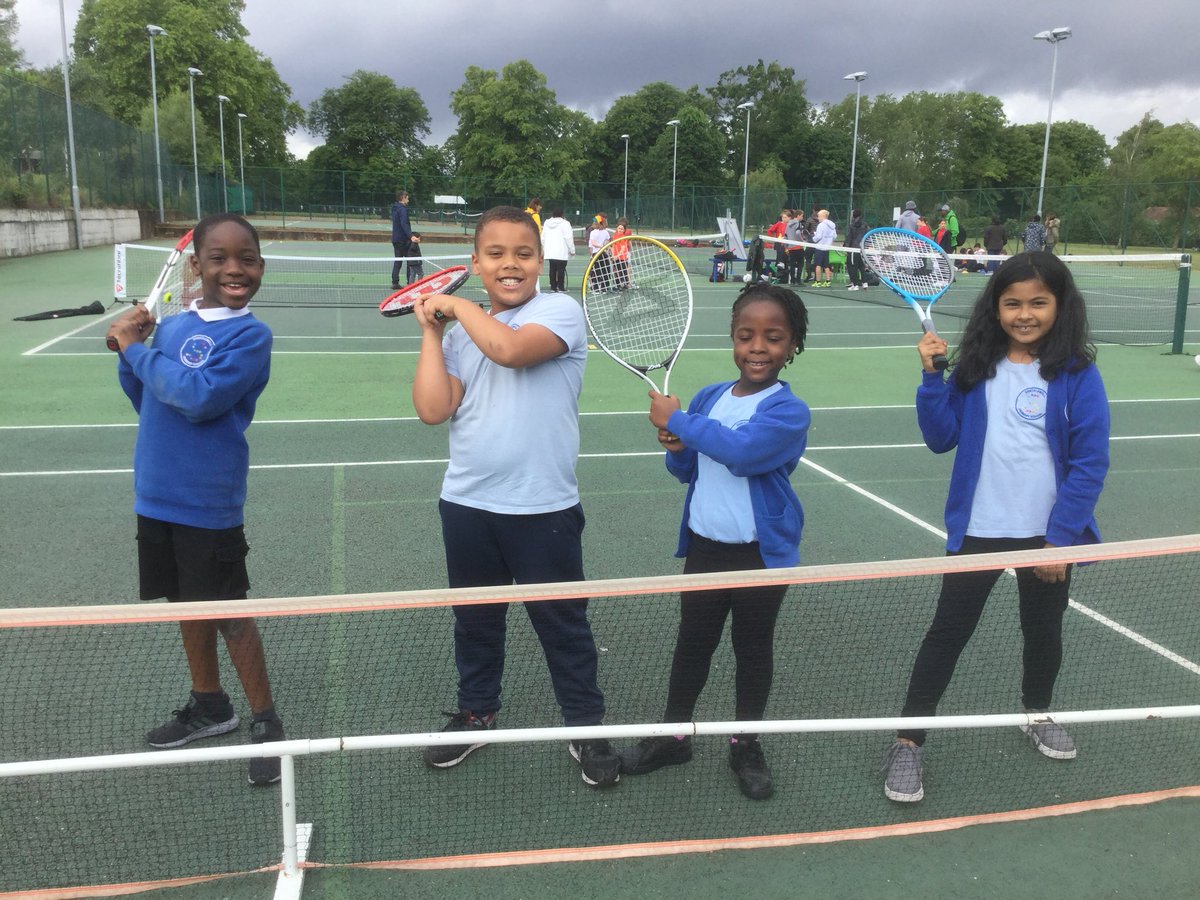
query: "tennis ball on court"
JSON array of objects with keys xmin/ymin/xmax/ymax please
[{"xmin": 742, "ymin": 273, "xmax": 752, "ymax": 283}]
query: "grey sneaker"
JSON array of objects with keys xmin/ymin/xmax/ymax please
[
  {"xmin": 247, "ymin": 711, "xmax": 286, "ymax": 786},
  {"xmin": 146, "ymin": 691, "xmax": 239, "ymax": 749},
  {"xmin": 882, "ymin": 740, "xmax": 924, "ymax": 802},
  {"xmin": 1020, "ymin": 711, "xmax": 1077, "ymax": 760},
  {"xmin": 422, "ymin": 710, "xmax": 495, "ymax": 768},
  {"xmin": 569, "ymin": 739, "xmax": 620, "ymax": 788}
]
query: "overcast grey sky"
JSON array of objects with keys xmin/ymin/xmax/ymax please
[{"xmin": 14, "ymin": 0, "xmax": 1200, "ymax": 159}]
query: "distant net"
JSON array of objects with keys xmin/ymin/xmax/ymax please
[
  {"xmin": 114, "ymin": 243, "xmax": 491, "ymax": 309},
  {"xmin": 2, "ymin": 535, "xmax": 1199, "ymax": 894},
  {"xmin": 766, "ymin": 237, "xmax": 1190, "ymax": 347}
]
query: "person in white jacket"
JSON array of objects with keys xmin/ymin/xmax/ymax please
[{"xmin": 542, "ymin": 208, "xmax": 576, "ymax": 292}]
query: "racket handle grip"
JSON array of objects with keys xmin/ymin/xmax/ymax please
[
  {"xmin": 105, "ymin": 336, "xmax": 119, "ymax": 352},
  {"xmin": 920, "ymin": 320, "xmax": 948, "ymax": 371}
]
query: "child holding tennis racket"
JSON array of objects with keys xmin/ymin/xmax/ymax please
[
  {"xmin": 619, "ymin": 283, "xmax": 811, "ymax": 801},
  {"xmin": 106, "ymin": 212, "xmax": 285, "ymax": 786},
  {"xmin": 883, "ymin": 251, "xmax": 1110, "ymax": 803},
  {"xmin": 411, "ymin": 205, "xmax": 620, "ymax": 789}
]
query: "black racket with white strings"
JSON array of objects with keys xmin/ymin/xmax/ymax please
[
  {"xmin": 106, "ymin": 229, "xmax": 195, "ymax": 351},
  {"xmin": 860, "ymin": 227, "xmax": 955, "ymax": 371},
  {"xmin": 378, "ymin": 265, "xmax": 471, "ymax": 318},
  {"xmin": 582, "ymin": 235, "xmax": 693, "ymax": 395}
]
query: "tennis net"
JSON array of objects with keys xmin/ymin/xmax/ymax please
[
  {"xmin": 113, "ymin": 243, "xmax": 492, "ymax": 309},
  {"xmin": 760, "ymin": 237, "xmax": 1192, "ymax": 348},
  {"xmin": 3, "ymin": 535, "xmax": 1199, "ymax": 894}
]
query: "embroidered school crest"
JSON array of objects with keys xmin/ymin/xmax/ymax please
[
  {"xmin": 179, "ymin": 334, "xmax": 216, "ymax": 368},
  {"xmin": 1014, "ymin": 386, "xmax": 1047, "ymax": 421}
]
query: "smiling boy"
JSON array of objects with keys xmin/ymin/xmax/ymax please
[{"xmin": 411, "ymin": 206, "xmax": 619, "ymax": 789}]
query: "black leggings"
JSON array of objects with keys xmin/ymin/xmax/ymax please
[
  {"xmin": 898, "ymin": 535, "xmax": 1072, "ymax": 746},
  {"xmin": 664, "ymin": 533, "xmax": 787, "ymax": 736}
]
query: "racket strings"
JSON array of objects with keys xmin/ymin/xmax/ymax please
[
  {"xmin": 584, "ymin": 240, "xmax": 691, "ymax": 370},
  {"xmin": 861, "ymin": 234, "xmax": 954, "ymax": 299}
]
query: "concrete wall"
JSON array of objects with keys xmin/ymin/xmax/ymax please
[{"xmin": 0, "ymin": 209, "xmax": 145, "ymax": 257}]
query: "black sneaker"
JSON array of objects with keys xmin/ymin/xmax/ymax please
[
  {"xmin": 145, "ymin": 691, "xmax": 240, "ymax": 749},
  {"xmin": 569, "ymin": 739, "xmax": 620, "ymax": 788},
  {"xmin": 247, "ymin": 711, "xmax": 286, "ymax": 786},
  {"xmin": 422, "ymin": 710, "xmax": 495, "ymax": 768},
  {"xmin": 728, "ymin": 738, "xmax": 774, "ymax": 800},
  {"xmin": 618, "ymin": 735, "xmax": 694, "ymax": 775}
]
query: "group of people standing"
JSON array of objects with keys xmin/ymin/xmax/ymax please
[{"xmin": 764, "ymin": 208, "xmax": 840, "ymax": 287}]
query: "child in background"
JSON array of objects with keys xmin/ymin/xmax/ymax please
[
  {"xmin": 611, "ymin": 217, "xmax": 631, "ymax": 289},
  {"xmin": 411, "ymin": 206, "xmax": 619, "ymax": 789},
  {"xmin": 106, "ymin": 213, "xmax": 285, "ymax": 787},
  {"xmin": 810, "ymin": 209, "xmax": 837, "ymax": 287},
  {"xmin": 619, "ymin": 283, "xmax": 811, "ymax": 801},
  {"xmin": 587, "ymin": 214, "xmax": 613, "ymax": 292},
  {"xmin": 883, "ymin": 251, "xmax": 1110, "ymax": 803},
  {"xmin": 406, "ymin": 232, "xmax": 424, "ymax": 284}
]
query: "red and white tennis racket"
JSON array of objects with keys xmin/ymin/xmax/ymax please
[
  {"xmin": 379, "ymin": 266, "xmax": 471, "ymax": 317},
  {"xmin": 106, "ymin": 229, "xmax": 196, "ymax": 351}
]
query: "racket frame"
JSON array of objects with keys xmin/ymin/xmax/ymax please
[
  {"xmin": 582, "ymin": 234, "xmax": 693, "ymax": 395},
  {"xmin": 860, "ymin": 226, "xmax": 954, "ymax": 371},
  {"xmin": 106, "ymin": 229, "xmax": 194, "ymax": 351},
  {"xmin": 379, "ymin": 265, "xmax": 471, "ymax": 317}
]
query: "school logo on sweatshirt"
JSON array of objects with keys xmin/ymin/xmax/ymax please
[
  {"xmin": 1014, "ymin": 386, "xmax": 1047, "ymax": 421},
  {"xmin": 179, "ymin": 334, "xmax": 216, "ymax": 368}
]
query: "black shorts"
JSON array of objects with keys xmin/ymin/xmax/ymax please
[
  {"xmin": 813, "ymin": 249, "xmax": 831, "ymax": 268},
  {"xmin": 137, "ymin": 515, "xmax": 250, "ymax": 602}
]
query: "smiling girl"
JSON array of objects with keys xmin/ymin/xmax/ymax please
[{"xmin": 883, "ymin": 251, "xmax": 1111, "ymax": 803}]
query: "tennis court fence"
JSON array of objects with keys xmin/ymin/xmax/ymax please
[{"xmin": 2, "ymin": 535, "xmax": 1199, "ymax": 896}]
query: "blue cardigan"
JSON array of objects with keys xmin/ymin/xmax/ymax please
[
  {"xmin": 118, "ymin": 311, "xmax": 272, "ymax": 529},
  {"xmin": 916, "ymin": 364, "xmax": 1109, "ymax": 552},
  {"xmin": 665, "ymin": 380, "xmax": 810, "ymax": 567}
]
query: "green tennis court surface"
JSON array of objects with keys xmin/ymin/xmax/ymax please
[{"xmin": 2, "ymin": 241, "xmax": 1199, "ymax": 897}]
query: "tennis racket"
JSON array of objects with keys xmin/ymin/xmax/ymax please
[
  {"xmin": 582, "ymin": 235, "xmax": 693, "ymax": 395},
  {"xmin": 860, "ymin": 227, "xmax": 954, "ymax": 371},
  {"xmin": 379, "ymin": 265, "xmax": 470, "ymax": 317},
  {"xmin": 106, "ymin": 229, "xmax": 195, "ymax": 351}
]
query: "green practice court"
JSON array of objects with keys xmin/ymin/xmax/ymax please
[{"xmin": 1, "ymin": 238, "xmax": 1199, "ymax": 898}]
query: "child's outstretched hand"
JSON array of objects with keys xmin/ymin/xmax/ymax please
[
  {"xmin": 917, "ymin": 331, "xmax": 949, "ymax": 373},
  {"xmin": 106, "ymin": 305, "xmax": 155, "ymax": 352},
  {"xmin": 648, "ymin": 390, "xmax": 681, "ymax": 430}
]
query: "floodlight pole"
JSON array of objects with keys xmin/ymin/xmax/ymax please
[
  {"xmin": 843, "ymin": 72, "xmax": 868, "ymax": 221},
  {"xmin": 667, "ymin": 119, "xmax": 680, "ymax": 232},
  {"xmin": 737, "ymin": 102, "xmax": 754, "ymax": 241},
  {"xmin": 217, "ymin": 95, "xmax": 230, "ymax": 212},
  {"xmin": 57, "ymin": 0, "xmax": 82, "ymax": 249},
  {"xmin": 187, "ymin": 67, "xmax": 203, "ymax": 220},
  {"xmin": 1034, "ymin": 27, "xmax": 1071, "ymax": 216},
  {"xmin": 237, "ymin": 113, "xmax": 247, "ymax": 214},
  {"xmin": 146, "ymin": 25, "xmax": 166, "ymax": 223},
  {"xmin": 620, "ymin": 134, "xmax": 630, "ymax": 220}
]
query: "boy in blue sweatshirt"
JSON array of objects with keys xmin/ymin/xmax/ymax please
[{"xmin": 106, "ymin": 213, "xmax": 284, "ymax": 786}]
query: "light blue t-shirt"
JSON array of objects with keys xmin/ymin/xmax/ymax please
[
  {"xmin": 439, "ymin": 291, "xmax": 587, "ymax": 514},
  {"xmin": 687, "ymin": 383, "xmax": 782, "ymax": 543},
  {"xmin": 967, "ymin": 358, "xmax": 1057, "ymax": 537}
]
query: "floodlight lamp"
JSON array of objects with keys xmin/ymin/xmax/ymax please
[
  {"xmin": 666, "ymin": 119, "xmax": 680, "ymax": 127},
  {"xmin": 843, "ymin": 71, "xmax": 868, "ymax": 82},
  {"xmin": 218, "ymin": 94, "xmax": 230, "ymax": 103},
  {"xmin": 620, "ymin": 133, "xmax": 630, "ymax": 140},
  {"xmin": 1034, "ymin": 27, "xmax": 1071, "ymax": 42},
  {"xmin": 737, "ymin": 101, "xmax": 754, "ymax": 110},
  {"xmin": 187, "ymin": 66, "xmax": 203, "ymax": 77},
  {"xmin": 145, "ymin": 24, "xmax": 165, "ymax": 36},
  {"xmin": 237, "ymin": 112, "xmax": 247, "ymax": 120}
]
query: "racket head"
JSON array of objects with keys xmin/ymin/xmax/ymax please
[
  {"xmin": 582, "ymin": 235, "xmax": 693, "ymax": 393},
  {"xmin": 860, "ymin": 227, "xmax": 954, "ymax": 303},
  {"xmin": 379, "ymin": 265, "xmax": 470, "ymax": 317},
  {"xmin": 106, "ymin": 229, "xmax": 195, "ymax": 351}
]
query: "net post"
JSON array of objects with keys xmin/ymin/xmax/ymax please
[
  {"xmin": 279, "ymin": 754, "xmax": 300, "ymax": 876},
  {"xmin": 1171, "ymin": 253, "xmax": 1191, "ymax": 355}
]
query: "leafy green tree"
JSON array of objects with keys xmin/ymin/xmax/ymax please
[
  {"xmin": 636, "ymin": 103, "xmax": 726, "ymax": 189},
  {"xmin": 307, "ymin": 70, "xmax": 430, "ymax": 169},
  {"xmin": 69, "ymin": 0, "xmax": 301, "ymax": 163},
  {"xmin": 1005, "ymin": 120, "xmax": 1108, "ymax": 187},
  {"xmin": 448, "ymin": 60, "xmax": 594, "ymax": 201},
  {"xmin": 0, "ymin": 0, "xmax": 24, "ymax": 70}
]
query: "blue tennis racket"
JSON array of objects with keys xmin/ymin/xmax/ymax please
[{"xmin": 860, "ymin": 227, "xmax": 954, "ymax": 371}]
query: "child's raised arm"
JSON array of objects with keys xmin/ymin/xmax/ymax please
[
  {"xmin": 424, "ymin": 295, "xmax": 567, "ymax": 368},
  {"xmin": 411, "ymin": 298, "xmax": 463, "ymax": 424}
]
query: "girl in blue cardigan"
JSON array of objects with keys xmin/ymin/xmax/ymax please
[
  {"xmin": 619, "ymin": 284, "xmax": 810, "ymax": 801},
  {"xmin": 884, "ymin": 251, "xmax": 1110, "ymax": 803}
]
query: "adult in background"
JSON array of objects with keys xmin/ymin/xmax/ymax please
[
  {"xmin": 843, "ymin": 208, "xmax": 869, "ymax": 291},
  {"xmin": 811, "ymin": 209, "xmax": 837, "ymax": 287},
  {"xmin": 391, "ymin": 190, "xmax": 412, "ymax": 289},
  {"xmin": 1044, "ymin": 213, "xmax": 1061, "ymax": 254},
  {"xmin": 939, "ymin": 204, "xmax": 961, "ymax": 249},
  {"xmin": 785, "ymin": 208, "xmax": 805, "ymax": 285},
  {"xmin": 542, "ymin": 208, "xmax": 575, "ymax": 292},
  {"xmin": 897, "ymin": 200, "xmax": 920, "ymax": 232},
  {"xmin": 982, "ymin": 215, "xmax": 1008, "ymax": 273},
  {"xmin": 1022, "ymin": 214, "xmax": 1047, "ymax": 253}
]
